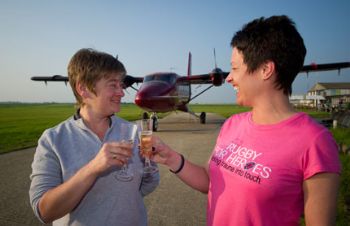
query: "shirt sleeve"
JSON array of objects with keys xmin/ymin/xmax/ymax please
[
  {"xmin": 139, "ymin": 161, "xmax": 160, "ymax": 197},
  {"xmin": 303, "ymin": 129, "xmax": 341, "ymax": 180},
  {"xmin": 29, "ymin": 130, "xmax": 62, "ymax": 223}
]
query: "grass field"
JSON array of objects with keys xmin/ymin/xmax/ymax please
[
  {"xmin": 0, "ymin": 103, "xmax": 149, "ymax": 153},
  {"xmin": 1, "ymin": 103, "xmax": 349, "ymax": 152},
  {"xmin": 0, "ymin": 103, "xmax": 349, "ymax": 224}
]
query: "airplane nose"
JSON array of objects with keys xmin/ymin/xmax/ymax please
[{"xmin": 135, "ymin": 81, "xmax": 174, "ymax": 111}]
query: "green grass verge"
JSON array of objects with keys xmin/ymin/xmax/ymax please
[
  {"xmin": 0, "ymin": 103, "xmax": 152, "ymax": 154},
  {"xmin": 0, "ymin": 103, "xmax": 74, "ymax": 153},
  {"xmin": 189, "ymin": 103, "xmax": 251, "ymax": 118}
]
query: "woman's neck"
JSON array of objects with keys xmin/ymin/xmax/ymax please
[
  {"xmin": 79, "ymin": 106, "xmax": 111, "ymax": 140},
  {"xmin": 251, "ymin": 93, "xmax": 296, "ymax": 125}
]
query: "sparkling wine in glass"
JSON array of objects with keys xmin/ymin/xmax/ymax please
[
  {"xmin": 114, "ymin": 123, "xmax": 138, "ymax": 181},
  {"xmin": 140, "ymin": 119, "xmax": 158, "ymax": 174}
]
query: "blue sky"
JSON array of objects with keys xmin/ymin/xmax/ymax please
[{"xmin": 1, "ymin": 0, "xmax": 349, "ymax": 104}]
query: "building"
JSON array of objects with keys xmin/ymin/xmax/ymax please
[
  {"xmin": 289, "ymin": 94, "xmax": 325, "ymax": 108},
  {"xmin": 290, "ymin": 82, "xmax": 350, "ymax": 110},
  {"xmin": 308, "ymin": 82, "xmax": 350, "ymax": 109}
]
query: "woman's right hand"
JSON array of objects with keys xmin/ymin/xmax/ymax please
[
  {"xmin": 89, "ymin": 142, "xmax": 133, "ymax": 176},
  {"xmin": 150, "ymin": 136, "xmax": 183, "ymax": 171},
  {"xmin": 148, "ymin": 136, "xmax": 170, "ymax": 164},
  {"xmin": 150, "ymin": 136, "xmax": 209, "ymax": 193}
]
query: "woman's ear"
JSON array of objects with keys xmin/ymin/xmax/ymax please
[
  {"xmin": 76, "ymin": 82, "xmax": 90, "ymax": 98},
  {"xmin": 261, "ymin": 60, "xmax": 275, "ymax": 80}
]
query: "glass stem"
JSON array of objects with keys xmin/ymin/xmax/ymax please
[
  {"xmin": 122, "ymin": 164, "xmax": 128, "ymax": 171},
  {"xmin": 145, "ymin": 158, "xmax": 151, "ymax": 167}
]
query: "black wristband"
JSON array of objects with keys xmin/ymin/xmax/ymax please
[{"xmin": 169, "ymin": 154, "xmax": 185, "ymax": 174}]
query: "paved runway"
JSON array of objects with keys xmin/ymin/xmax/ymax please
[{"xmin": 0, "ymin": 112, "xmax": 225, "ymax": 226}]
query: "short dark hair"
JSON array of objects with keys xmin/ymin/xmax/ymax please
[
  {"xmin": 68, "ymin": 48, "xmax": 126, "ymax": 107},
  {"xmin": 231, "ymin": 15, "xmax": 306, "ymax": 95}
]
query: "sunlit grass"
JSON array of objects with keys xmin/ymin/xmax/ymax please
[
  {"xmin": 0, "ymin": 103, "xmax": 149, "ymax": 153},
  {"xmin": 189, "ymin": 103, "xmax": 251, "ymax": 118}
]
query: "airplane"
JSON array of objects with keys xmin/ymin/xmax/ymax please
[{"xmin": 31, "ymin": 52, "xmax": 350, "ymax": 131}]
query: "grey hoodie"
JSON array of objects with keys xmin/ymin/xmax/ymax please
[{"xmin": 29, "ymin": 114, "xmax": 159, "ymax": 226}]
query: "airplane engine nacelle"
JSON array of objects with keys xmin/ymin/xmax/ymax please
[
  {"xmin": 122, "ymin": 75, "xmax": 135, "ymax": 88},
  {"xmin": 210, "ymin": 68, "xmax": 224, "ymax": 86}
]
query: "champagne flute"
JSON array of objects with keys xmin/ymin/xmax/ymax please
[
  {"xmin": 114, "ymin": 123, "xmax": 138, "ymax": 181},
  {"xmin": 140, "ymin": 119, "xmax": 158, "ymax": 174}
]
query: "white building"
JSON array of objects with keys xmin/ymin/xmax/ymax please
[
  {"xmin": 290, "ymin": 82, "xmax": 350, "ymax": 110},
  {"xmin": 290, "ymin": 94, "xmax": 325, "ymax": 108},
  {"xmin": 308, "ymin": 82, "xmax": 350, "ymax": 108}
]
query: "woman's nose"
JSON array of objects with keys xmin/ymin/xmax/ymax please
[
  {"xmin": 119, "ymin": 89, "xmax": 125, "ymax": 97},
  {"xmin": 115, "ymin": 86, "xmax": 125, "ymax": 97},
  {"xmin": 226, "ymin": 71, "xmax": 233, "ymax": 83}
]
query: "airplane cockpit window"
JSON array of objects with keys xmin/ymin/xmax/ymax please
[{"xmin": 144, "ymin": 73, "xmax": 177, "ymax": 84}]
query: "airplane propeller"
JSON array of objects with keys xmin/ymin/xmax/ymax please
[
  {"xmin": 209, "ymin": 49, "xmax": 226, "ymax": 86},
  {"xmin": 213, "ymin": 48, "xmax": 218, "ymax": 69}
]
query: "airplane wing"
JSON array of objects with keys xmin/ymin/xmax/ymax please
[
  {"xmin": 31, "ymin": 74, "xmax": 143, "ymax": 89},
  {"xmin": 31, "ymin": 75, "xmax": 68, "ymax": 82},
  {"xmin": 178, "ymin": 68, "xmax": 229, "ymax": 87},
  {"xmin": 179, "ymin": 61, "xmax": 350, "ymax": 86},
  {"xmin": 300, "ymin": 62, "xmax": 350, "ymax": 73},
  {"xmin": 31, "ymin": 62, "xmax": 350, "ymax": 88}
]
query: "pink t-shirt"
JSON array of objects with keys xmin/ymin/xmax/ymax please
[{"xmin": 207, "ymin": 112, "xmax": 341, "ymax": 226}]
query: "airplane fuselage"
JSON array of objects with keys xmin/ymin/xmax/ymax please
[{"xmin": 134, "ymin": 72, "xmax": 191, "ymax": 112}]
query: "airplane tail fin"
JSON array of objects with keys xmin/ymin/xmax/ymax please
[{"xmin": 187, "ymin": 52, "xmax": 192, "ymax": 77}]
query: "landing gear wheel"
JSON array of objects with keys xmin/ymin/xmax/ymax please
[
  {"xmin": 142, "ymin": 112, "xmax": 149, "ymax": 120},
  {"xmin": 200, "ymin": 112, "xmax": 206, "ymax": 124},
  {"xmin": 151, "ymin": 115, "xmax": 158, "ymax": 131}
]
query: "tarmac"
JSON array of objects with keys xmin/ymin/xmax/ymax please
[{"xmin": 0, "ymin": 112, "xmax": 226, "ymax": 226}]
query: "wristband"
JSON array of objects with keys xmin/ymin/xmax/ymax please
[{"xmin": 169, "ymin": 154, "xmax": 185, "ymax": 174}]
